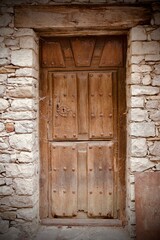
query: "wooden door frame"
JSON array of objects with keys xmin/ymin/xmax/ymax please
[
  {"xmin": 20, "ymin": 5, "xmax": 151, "ymax": 225},
  {"xmin": 39, "ymin": 35, "xmax": 126, "ymax": 226}
]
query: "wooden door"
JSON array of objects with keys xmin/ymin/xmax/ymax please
[{"xmin": 40, "ymin": 36, "xmax": 126, "ymax": 221}]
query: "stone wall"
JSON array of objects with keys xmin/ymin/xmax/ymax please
[
  {"xmin": 0, "ymin": 0, "xmax": 160, "ymax": 239},
  {"xmin": 126, "ymin": 5, "xmax": 160, "ymax": 237},
  {"xmin": 0, "ymin": 4, "xmax": 39, "ymax": 238}
]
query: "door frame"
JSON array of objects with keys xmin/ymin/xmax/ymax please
[{"xmin": 39, "ymin": 34, "xmax": 126, "ymax": 225}]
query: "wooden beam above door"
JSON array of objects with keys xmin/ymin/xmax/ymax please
[{"xmin": 14, "ymin": 5, "xmax": 151, "ymax": 31}]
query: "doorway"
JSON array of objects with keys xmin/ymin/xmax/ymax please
[{"xmin": 39, "ymin": 36, "xmax": 126, "ymax": 222}]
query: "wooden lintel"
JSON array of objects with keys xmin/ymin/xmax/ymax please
[
  {"xmin": 14, "ymin": 5, "xmax": 151, "ymax": 31},
  {"xmin": 37, "ymin": 29, "xmax": 128, "ymax": 37}
]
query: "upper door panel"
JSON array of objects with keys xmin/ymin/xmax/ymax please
[
  {"xmin": 48, "ymin": 71, "xmax": 115, "ymax": 141},
  {"xmin": 41, "ymin": 36, "xmax": 125, "ymax": 69}
]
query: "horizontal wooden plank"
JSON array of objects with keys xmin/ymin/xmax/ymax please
[
  {"xmin": 41, "ymin": 218, "xmax": 122, "ymax": 227},
  {"xmin": 14, "ymin": 5, "xmax": 151, "ymax": 30}
]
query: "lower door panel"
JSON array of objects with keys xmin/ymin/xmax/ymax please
[{"xmin": 50, "ymin": 141, "xmax": 114, "ymax": 218}]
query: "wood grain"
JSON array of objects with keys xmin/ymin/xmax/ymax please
[{"xmin": 15, "ymin": 5, "xmax": 151, "ymax": 30}]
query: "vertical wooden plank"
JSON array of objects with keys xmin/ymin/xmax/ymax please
[
  {"xmin": 77, "ymin": 72, "xmax": 88, "ymax": 138},
  {"xmin": 52, "ymin": 72, "xmax": 78, "ymax": 140},
  {"xmin": 39, "ymin": 69, "xmax": 49, "ymax": 218},
  {"xmin": 117, "ymin": 68, "xmax": 126, "ymax": 221},
  {"xmin": 77, "ymin": 143, "xmax": 87, "ymax": 212},
  {"xmin": 135, "ymin": 172, "xmax": 160, "ymax": 240},
  {"xmin": 71, "ymin": 38, "xmax": 95, "ymax": 67},
  {"xmin": 51, "ymin": 143, "xmax": 78, "ymax": 217},
  {"xmin": 89, "ymin": 72, "xmax": 113, "ymax": 139},
  {"xmin": 41, "ymin": 41, "xmax": 65, "ymax": 67},
  {"xmin": 99, "ymin": 37, "xmax": 123, "ymax": 67},
  {"xmin": 88, "ymin": 142, "xmax": 114, "ymax": 217}
]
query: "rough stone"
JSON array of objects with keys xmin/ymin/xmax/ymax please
[
  {"xmin": 130, "ymin": 108, "xmax": 148, "ymax": 122},
  {"xmin": 0, "ymin": 178, "xmax": 5, "ymax": 186},
  {"xmin": 0, "ymin": 138, "xmax": 8, "ymax": 150},
  {"xmin": 131, "ymin": 85, "xmax": 159, "ymax": 96},
  {"xmin": 146, "ymin": 100, "xmax": 159, "ymax": 109},
  {"xmin": 150, "ymin": 28, "xmax": 160, "ymax": 40},
  {"xmin": 0, "ymin": 122, "xmax": 5, "ymax": 132},
  {"xmin": 9, "ymin": 134, "xmax": 34, "ymax": 151},
  {"xmin": 15, "ymin": 68, "xmax": 38, "ymax": 78},
  {"xmin": 15, "ymin": 28, "xmax": 36, "ymax": 37},
  {"xmin": 142, "ymin": 75, "xmax": 151, "ymax": 85},
  {"xmin": 130, "ymin": 55, "xmax": 144, "ymax": 65},
  {"xmin": 130, "ymin": 72, "xmax": 141, "ymax": 84},
  {"xmin": 130, "ymin": 122, "xmax": 155, "ymax": 137},
  {"xmin": 20, "ymin": 36, "xmax": 37, "ymax": 50},
  {"xmin": 5, "ymin": 163, "xmax": 35, "ymax": 178},
  {"xmin": 130, "ymin": 26, "xmax": 147, "ymax": 41},
  {"xmin": 0, "ymin": 154, "xmax": 11, "ymax": 163},
  {"xmin": 150, "ymin": 155, "xmax": 160, "ymax": 160},
  {"xmin": 130, "ymin": 157, "xmax": 155, "ymax": 172},
  {"xmin": 0, "ymin": 37, "xmax": 4, "ymax": 42},
  {"xmin": 1, "ymin": 211, "xmax": 16, "ymax": 221},
  {"xmin": 0, "ymin": 74, "xmax": 7, "ymax": 83},
  {"xmin": 5, "ymin": 122, "xmax": 15, "ymax": 133},
  {"xmin": 5, "ymin": 38, "xmax": 19, "ymax": 46},
  {"xmin": 0, "ymin": 219, "xmax": 9, "ymax": 234},
  {"xmin": 0, "ymin": 186, "xmax": 13, "ymax": 196},
  {"xmin": 0, "ymin": 28, "xmax": 14, "ymax": 36},
  {"xmin": 131, "ymin": 65, "xmax": 152, "ymax": 73},
  {"xmin": 0, "ymin": 85, "xmax": 6, "ymax": 97},
  {"xmin": 149, "ymin": 141, "xmax": 160, "ymax": 156},
  {"xmin": 18, "ymin": 151, "xmax": 34, "ymax": 163},
  {"xmin": 131, "ymin": 41, "xmax": 160, "ymax": 55},
  {"xmin": 0, "ymin": 14, "xmax": 12, "ymax": 27},
  {"xmin": 155, "ymin": 163, "xmax": 160, "ymax": 170},
  {"xmin": 130, "ymin": 184, "xmax": 135, "ymax": 202},
  {"xmin": 152, "ymin": 76, "xmax": 160, "ymax": 86},
  {"xmin": 11, "ymin": 49, "xmax": 36, "ymax": 67},
  {"xmin": 0, "ymin": 226, "xmax": 21, "ymax": 239},
  {"xmin": 1, "ymin": 194, "xmax": 36, "ymax": 208},
  {"xmin": 131, "ymin": 138, "xmax": 147, "ymax": 157},
  {"xmin": 145, "ymin": 55, "xmax": 160, "ymax": 61},
  {"xmin": 13, "ymin": 178, "xmax": 35, "ymax": 195},
  {"xmin": 5, "ymin": 178, "xmax": 12, "ymax": 186},
  {"xmin": 0, "ymin": 99, "xmax": 9, "ymax": 111},
  {"xmin": 7, "ymin": 86, "xmax": 35, "ymax": 98},
  {"xmin": 0, "ymin": 47, "xmax": 10, "ymax": 59},
  {"xmin": 11, "ymin": 99, "xmax": 35, "ymax": 111},
  {"xmin": 8, "ymin": 77, "xmax": 35, "ymax": 85},
  {"xmin": 129, "ymin": 210, "xmax": 136, "ymax": 225},
  {"xmin": 130, "ymin": 97, "xmax": 144, "ymax": 108},
  {"xmin": 0, "ymin": 164, "xmax": 5, "ymax": 173},
  {"xmin": 150, "ymin": 110, "xmax": 160, "ymax": 121},
  {"xmin": 154, "ymin": 64, "xmax": 160, "ymax": 74},
  {"xmin": 15, "ymin": 121, "xmax": 34, "ymax": 133},
  {"xmin": 1, "ymin": 111, "xmax": 35, "ymax": 120},
  {"xmin": 17, "ymin": 208, "xmax": 36, "ymax": 221}
]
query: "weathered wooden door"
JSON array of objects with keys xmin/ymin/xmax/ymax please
[{"xmin": 40, "ymin": 36, "xmax": 126, "ymax": 220}]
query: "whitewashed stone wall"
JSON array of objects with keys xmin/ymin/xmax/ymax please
[
  {"xmin": 0, "ymin": 4, "xmax": 39, "ymax": 239},
  {"xmin": 126, "ymin": 5, "xmax": 160, "ymax": 238},
  {"xmin": 0, "ymin": 0, "xmax": 160, "ymax": 239}
]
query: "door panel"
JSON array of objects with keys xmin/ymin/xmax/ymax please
[
  {"xmin": 50, "ymin": 142, "xmax": 78, "ymax": 217},
  {"xmin": 87, "ymin": 142, "xmax": 114, "ymax": 217},
  {"xmin": 89, "ymin": 72, "xmax": 113, "ymax": 139},
  {"xmin": 51, "ymin": 72, "xmax": 78, "ymax": 140}
]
